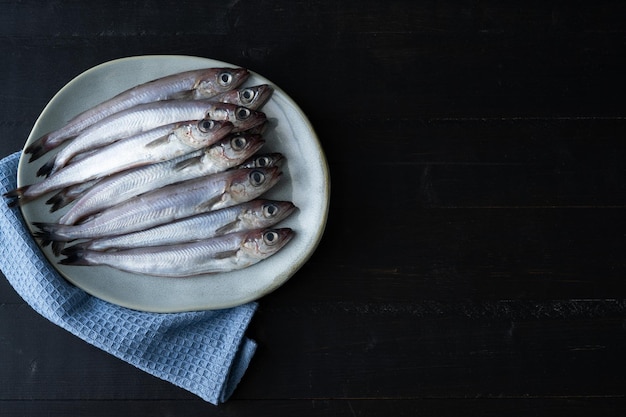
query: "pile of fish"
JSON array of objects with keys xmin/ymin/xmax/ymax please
[{"xmin": 4, "ymin": 67, "xmax": 296, "ymax": 277}]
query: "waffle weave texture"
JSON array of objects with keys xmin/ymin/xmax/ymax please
[{"xmin": 0, "ymin": 151, "xmax": 257, "ymax": 404}]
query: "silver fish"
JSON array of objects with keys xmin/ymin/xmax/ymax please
[
  {"xmin": 75, "ymin": 200, "xmax": 296, "ymax": 251},
  {"xmin": 211, "ymin": 84, "xmax": 273, "ymax": 109},
  {"xmin": 44, "ymin": 109, "xmax": 272, "ymax": 212},
  {"xmin": 25, "ymin": 67, "xmax": 249, "ymax": 161},
  {"xmin": 34, "ymin": 167, "xmax": 282, "ymax": 254},
  {"xmin": 38, "ymin": 100, "xmax": 266, "ymax": 177},
  {"xmin": 59, "ymin": 227, "xmax": 294, "ymax": 277},
  {"xmin": 7, "ymin": 119, "xmax": 233, "ymax": 205},
  {"xmin": 58, "ymin": 133, "xmax": 265, "ymax": 225}
]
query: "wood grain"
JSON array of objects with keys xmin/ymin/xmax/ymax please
[{"xmin": 0, "ymin": 0, "xmax": 624, "ymax": 415}]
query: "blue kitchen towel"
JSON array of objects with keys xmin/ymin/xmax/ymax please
[{"xmin": 0, "ymin": 151, "xmax": 257, "ymax": 404}]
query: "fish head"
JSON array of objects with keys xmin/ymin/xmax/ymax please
[
  {"xmin": 244, "ymin": 119, "xmax": 269, "ymax": 135},
  {"xmin": 227, "ymin": 166, "xmax": 282, "ymax": 203},
  {"xmin": 239, "ymin": 84, "xmax": 273, "ymax": 109},
  {"xmin": 204, "ymin": 134, "xmax": 265, "ymax": 169},
  {"xmin": 176, "ymin": 119, "xmax": 234, "ymax": 149},
  {"xmin": 239, "ymin": 152, "xmax": 285, "ymax": 169},
  {"xmin": 207, "ymin": 103, "xmax": 267, "ymax": 132},
  {"xmin": 241, "ymin": 228, "xmax": 294, "ymax": 258},
  {"xmin": 239, "ymin": 200, "xmax": 297, "ymax": 229},
  {"xmin": 193, "ymin": 67, "xmax": 250, "ymax": 99}
]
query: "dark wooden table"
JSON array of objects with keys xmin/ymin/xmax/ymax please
[{"xmin": 1, "ymin": 1, "xmax": 625, "ymax": 415}]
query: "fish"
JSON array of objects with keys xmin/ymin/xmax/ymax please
[
  {"xmin": 70, "ymin": 199, "xmax": 296, "ymax": 251},
  {"xmin": 57, "ymin": 133, "xmax": 265, "ymax": 224},
  {"xmin": 44, "ymin": 130, "xmax": 273, "ymax": 213},
  {"xmin": 24, "ymin": 67, "xmax": 250, "ymax": 161},
  {"xmin": 5, "ymin": 119, "xmax": 234, "ymax": 206},
  {"xmin": 37, "ymin": 100, "xmax": 266, "ymax": 177},
  {"xmin": 211, "ymin": 84, "xmax": 273, "ymax": 109},
  {"xmin": 59, "ymin": 227, "xmax": 294, "ymax": 277},
  {"xmin": 33, "ymin": 166, "xmax": 282, "ymax": 255}
]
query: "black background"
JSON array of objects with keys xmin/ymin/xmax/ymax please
[{"xmin": 1, "ymin": 1, "xmax": 625, "ymax": 416}]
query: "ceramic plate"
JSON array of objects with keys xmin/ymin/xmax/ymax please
[{"xmin": 17, "ymin": 55, "xmax": 330, "ymax": 312}]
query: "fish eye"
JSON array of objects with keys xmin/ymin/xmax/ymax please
[
  {"xmin": 255, "ymin": 156, "xmax": 271, "ymax": 167},
  {"xmin": 236, "ymin": 107, "xmax": 251, "ymax": 120},
  {"xmin": 263, "ymin": 230, "xmax": 279, "ymax": 245},
  {"xmin": 231, "ymin": 136, "xmax": 247, "ymax": 150},
  {"xmin": 218, "ymin": 72, "xmax": 233, "ymax": 86},
  {"xmin": 241, "ymin": 88, "xmax": 255, "ymax": 103},
  {"xmin": 262, "ymin": 203, "xmax": 278, "ymax": 217},
  {"xmin": 249, "ymin": 170, "xmax": 265, "ymax": 186},
  {"xmin": 198, "ymin": 119, "xmax": 215, "ymax": 133}
]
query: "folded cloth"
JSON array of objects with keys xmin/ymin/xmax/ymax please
[{"xmin": 0, "ymin": 151, "xmax": 257, "ymax": 404}]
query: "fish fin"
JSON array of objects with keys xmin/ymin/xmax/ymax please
[
  {"xmin": 214, "ymin": 219, "xmax": 241, "ymax": 236},
  {"xmin": 73, "ymin": 211, "xmax": 101, "ymax": 225},
  {"xmin": 173, "ymin": 156, "xmax": 202, "ymax": 171},
  {"xmin": 168, "ymin": 90, "xmax": 194, "ymax": 100},
  {"xmin": 144, "ymin": 134, "xmax": 171, "ymax": 148},
  {"xmin": 61, "ymin": 242, "xmax": 89, "ymax": 256},
  {"xmin": 59, "ymin": 248, "xmax": 92, "ymax": 266},
  {"xmin": 213, "ymin": 250, "xmax": 239, "ymax": 260},
  {"xmin": 195, "ymin": 195, "xmax": 224, "ymax": 212}
]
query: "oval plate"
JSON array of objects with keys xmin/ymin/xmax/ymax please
[{"xmin": 17, "ymin": 55, "xmax": 330, "ymax": 312}]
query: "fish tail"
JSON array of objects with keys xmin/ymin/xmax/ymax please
[
  {"xmin": 33, "ymin": 222, "xmax": 74, "ymax": 255},
  {"xmin": 3, "ymin": 185, "xmax": 33, "ymax": 207},
  {"xmin": 59, "ymin": 248, "xmax": 93, "ymax": 266},
  {"xmin": 32, "ymin": 222, "xmax": 60, "ymax": 248},
  {"xmin": 46, "ymin": 190, "xmax": 74, "ymax": 212},
  {"xmin": 51, "ymin": 241, "xmax": 67, "ymax": 257},
  {"xmin": 36, "ymin": 158, "xmax": 56, "ymax": 178},
  {"xmin": 24, "ymin": 134, "xmax": 52, "ymax": 162}
]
